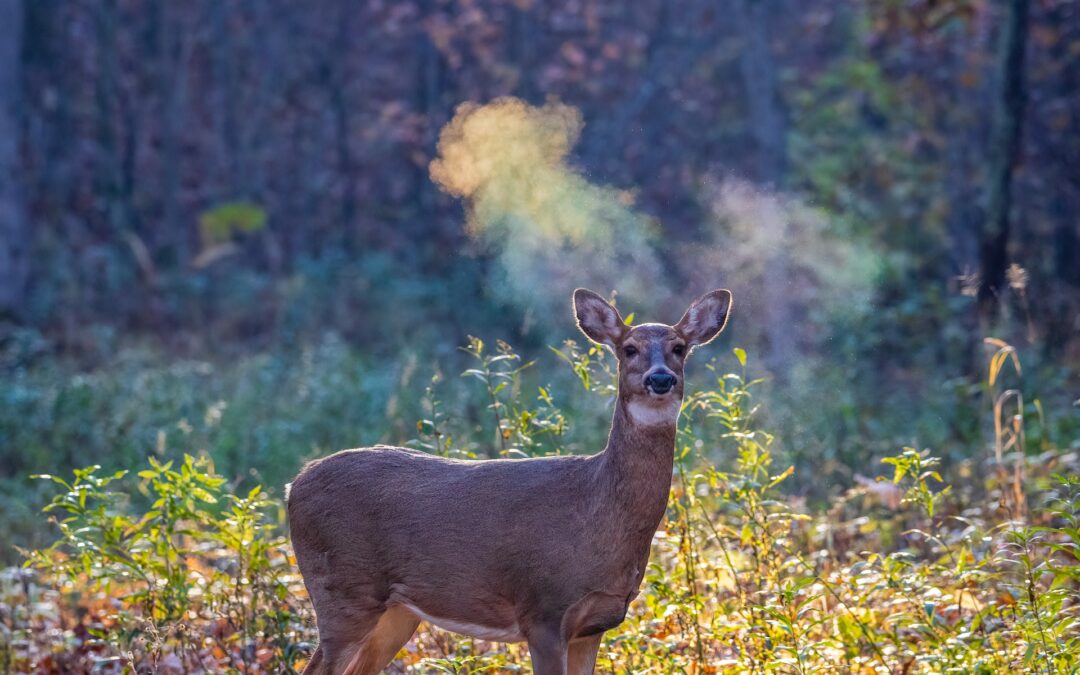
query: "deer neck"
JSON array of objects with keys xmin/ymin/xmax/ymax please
[{"xmin": 598, "ymin": 395, "xmax": 678, "ymax": 531}]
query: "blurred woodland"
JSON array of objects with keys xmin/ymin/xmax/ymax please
[
  {"xmin": 1, "ymin": 0, "xmax": 1079, "ymax": 553},
  {"xmin": 2, "ymin": 1, "xmax": 1080, "ymax": 672}
]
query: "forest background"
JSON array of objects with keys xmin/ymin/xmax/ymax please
[{"xmin": 0, "ymin": 0, "xmax": 1077, "ymax": 562}]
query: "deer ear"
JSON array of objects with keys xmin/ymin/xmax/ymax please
[
  {"xmin": 675, "ymin": 289, "xmax": 732, "ymax": 348},
  {"xmin": 573, "ymin": 289, "xmax": 627, "ymax": 348}
]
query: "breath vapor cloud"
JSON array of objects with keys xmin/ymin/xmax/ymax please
[
  {"xmin": 430, "ymin": 97, "xmax": 879, "ymax": 383},
  {"xmin": 429, "ymin": 97, "xmax": 667, "ymax": 325}
]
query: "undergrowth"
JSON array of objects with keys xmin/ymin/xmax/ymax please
[{"xmin": 1, "ymin": 339, "xmax": 1077, "ymax": 673}]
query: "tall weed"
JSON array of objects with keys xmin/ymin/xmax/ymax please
[{"xmin": 4, "ymin": 337, "xmax": 1077, "ymax": 673}]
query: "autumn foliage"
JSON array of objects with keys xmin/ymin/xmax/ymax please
[{"xmin": 4, "ymin": 340, "xmax": 1077, "ymax": 674}]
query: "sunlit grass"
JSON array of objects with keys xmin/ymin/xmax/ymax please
[{"xmin": 2, "ymin": 339, "xmax": 1077, "ymax": 673}]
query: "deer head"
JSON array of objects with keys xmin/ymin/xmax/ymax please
[{"xmin": 574, "ymin": 288, "xmax": 732, "ymax": 427}]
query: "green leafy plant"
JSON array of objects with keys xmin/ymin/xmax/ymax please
[
  {"xmin": 24, "ymin": 455, "xmax": 306, "ymax": 673},
  {"xmin": 461, "ymin": 336, "xmax": 565, "ymax": 458},
  {"xmin": 881, "ymin": 447, "xmax": 951, "ymax": 518},
  {"xmin": 9, "ymin": 338, "xmax": 1079, "ymax": 674}
]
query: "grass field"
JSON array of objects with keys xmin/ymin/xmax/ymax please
[{"xmin": 2, "ymin": 337, "xmax": 1077, "ymax": 674}]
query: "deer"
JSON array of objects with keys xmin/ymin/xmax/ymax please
[{"xmin": 287, "ymin": 288, "xmax": 732, "ymax": 675}]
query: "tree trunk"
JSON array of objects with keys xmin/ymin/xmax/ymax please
[
  {"xmin": 509, "ymin": 0, "xmax": 537, "ymax": 102},
  {"xmin": 941, "ymin": 14, "xmax": 992, "ymax": 376},
  {"xmin": 156, "ymin": 0, "xmax": 187, "ymax": 264},
  {"xmin": 734, "ymin": 0, "xmax": 787, "ymax": 189},
  {"xmin": 978, "ymin": 0, "xmax": 1030, "ymax": 321},
  {"xmin": 413, "ymin": 0, "xmax": 446, "ymax": 225},
  {"xmin": 944, "ymin": 23, "xmax": 982, "ymax": 278},
  {"xmin": 328, "ymin": 0, "xmax": 357, "ymax": 250},
  {"xmin": 212, "ymin": 1, "xmax": 241, "ymax": 199},
  {"xmin": 733, "ymin": 0, "xmax": 793, "ymax": 377},
  {"xmin": 0, "ymin": 0, "xmax": 29, "ymax": 319}
]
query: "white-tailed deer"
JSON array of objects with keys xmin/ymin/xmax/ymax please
[{"xmin": 288, "ymin": 288, "xmax": 732, "ymax": 674}]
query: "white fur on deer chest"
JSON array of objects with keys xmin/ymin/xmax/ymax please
[{"xmin": 625, "ymin": 399, "xmax": 681, "ymax": 427}]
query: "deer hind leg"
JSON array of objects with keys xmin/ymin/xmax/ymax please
[
  {"xmin": 335, "ymin": 605, "xmax": 420, "ymax": 675},
  {"xmin": 527, "ymin": 628, "xmax": 569, "ymax": 675},
  {"xmin": 567, "ymin": 634, "xmax": 603, "ymax": 675}
]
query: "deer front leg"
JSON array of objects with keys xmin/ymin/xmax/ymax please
[
  {"xmin": 527, "ymin": 628, "xmax": 568, "ymax": 675},
  {"xmin": 567, "ymin": 634, "xmax": 603, "ymax": 675}
]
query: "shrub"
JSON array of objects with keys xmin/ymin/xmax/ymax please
[
  {"xmin": 4, "ymin": 338, "xmax": 1078, "ymax": 673},
  {"xmin": 18, "ymin": 455, "xmax": 308, "ymax": 673}
]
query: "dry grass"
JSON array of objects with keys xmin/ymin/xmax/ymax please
[{"xmin": 2, "ymin": 340, "xmax": 1077, "ymax": 674}]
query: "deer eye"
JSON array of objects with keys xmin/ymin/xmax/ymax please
[
  {"xmin": 624, "ymin": 345, "xmax": 639, "ymax": 358},
  {"xmin": 672, "ymin": 344, "xmax": 686, "ymax": 357}
]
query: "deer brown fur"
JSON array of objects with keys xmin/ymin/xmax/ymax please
[{"xmin": 288, "ymin": 288, "xmax": 732, "ymax": 675}]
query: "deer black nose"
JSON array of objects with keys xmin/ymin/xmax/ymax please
[{"xmin": 645, "ymin": 372, "xmax": 676, "ymax": 394}]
